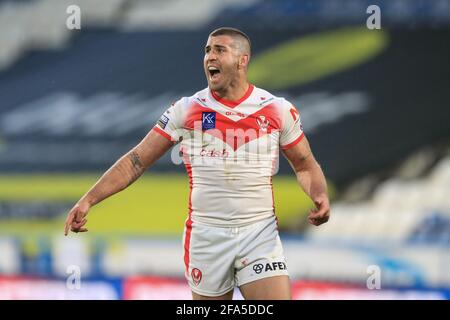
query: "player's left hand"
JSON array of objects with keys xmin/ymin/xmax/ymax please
[{"xmin": 308, "ymin": 195, "xmax": 330, "ymax": 226}]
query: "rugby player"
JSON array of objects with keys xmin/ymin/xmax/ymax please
[{"xmin": 64, "ymin": 27, "xmax": 330, "ymax": 300}]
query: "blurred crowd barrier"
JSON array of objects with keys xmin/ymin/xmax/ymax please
[{"xmin": 1, "ymin": 276, "xmax": 449, "ymax": 300}]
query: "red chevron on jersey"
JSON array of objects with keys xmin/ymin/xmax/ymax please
[{"xmin": 184, "ymin": 102, "xmax": 281, "ymax": 151}]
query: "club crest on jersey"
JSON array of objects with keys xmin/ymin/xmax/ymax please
[
  {"xmin": 202, "ymin": 112, "xmax": 216, "ymax": 130},
  {"xmin": 256, "ymin": 115, "xmax": 270, "ymax": 131},
  {"xmin": 191, "ymin": 268, "xmax": 202, "ymax": 286}
]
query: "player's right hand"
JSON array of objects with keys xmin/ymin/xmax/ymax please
[{"xmin": 64, "ymin": 202, "xmax": 90, "ymax": 236}]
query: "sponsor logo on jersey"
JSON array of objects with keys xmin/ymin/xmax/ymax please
[
  {"xmin": 225, "ymin": 111, "xmax": 246, "ymax": 118},
  {"xmin": 253, "ymin": 262, "xmax": 287, "ymax": 274},
  {"xmin": 289, "ymin": 107, "xmax": 299, "ymax": 121},
  {"xmin": 256, "ymin": 115, "xmax": 270, "ymax": 131},
  {"xmin": 157, "ymin": 114, "xmax": 169, "ymax": 129},
  {"xmin": 200, "ymin": 148, "xmax": 229, "ymax": 158},
  {"xmin": 191, "ymin": 268, "xmax": 202, "ymax": 286},
  {"xmin": 202, "ymin": 112, "xmax": 216, "ymax": 130}
]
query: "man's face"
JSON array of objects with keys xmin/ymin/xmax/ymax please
[{"xmin": 204, "ymin": 35, "xmax": 241, "ymax": 92}]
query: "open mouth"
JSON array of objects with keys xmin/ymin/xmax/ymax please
[{"xmin": 208, "ymin": 66, "xmax": 221, "ymax": 81}]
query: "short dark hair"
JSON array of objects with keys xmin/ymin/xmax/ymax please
[{"xmin": 209, "ymin": 27, "xmax": 251, "ymax": 55}]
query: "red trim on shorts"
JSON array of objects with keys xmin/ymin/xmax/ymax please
[
  {"xmin": 210, "ymin": 84, "xmax": 254, "ymax": 108},
  {"xmin": 281, "ymin": 132, "xmax": 305, "ymax": 150},
  {"xmin": 183, "ymin": 162, "xmax": 193, "ymax": 276},
  {"xmin": 270, "ymin": 176, "xmax": 275, "ymax": 214},
  {"xmin": 270, "ymin": 176, "xmax": 279, "ymax": 230},
  {"xmin": 152, "ymin": 126, "xmax": 173, "ymax": 142}
]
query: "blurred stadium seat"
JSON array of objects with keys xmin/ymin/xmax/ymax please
[{"xmin": 308, "ymin": 155, "xmax": 450, "ymax": 244}]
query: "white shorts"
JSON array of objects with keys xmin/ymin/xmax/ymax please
[{"xmin": 182, "ymin": 216, "xmax": 289, "ymax": 297}]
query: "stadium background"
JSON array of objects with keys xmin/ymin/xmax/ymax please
[{"xmin": 0, "ymin": 0, "xmax": 449, "ymax": 299}]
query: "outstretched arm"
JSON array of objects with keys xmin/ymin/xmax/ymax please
[
  {"xmin": 64, "ymin": 129, "xmax": 173, "ymax": 235},
  {"xmin": 282, "ymin": 137, "xmax": 330, "ymax": 226}
]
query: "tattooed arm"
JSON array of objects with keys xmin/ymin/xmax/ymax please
[
  {"xmin": 64, "ymin": 129, "xmax": 173, "ymax": 235},
  {"xmin": 282, "ymin": 136, "xmax": 330, "ymax": 226}
]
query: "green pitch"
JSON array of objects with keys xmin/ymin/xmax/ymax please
[{"xmin": 0, "ymin": 173, "xmax": 334, "ymax": 236}]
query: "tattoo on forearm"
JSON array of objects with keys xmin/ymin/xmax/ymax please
[
  {"xmin": 300, "ymin": 152, "xmax": 312, "ymax": 162},
  {"xmin": 123, "ymin": 151, "xmax": 145, "ymax": 185},
  {"xmin": 129, "ymin": 151, "xmax": 143, "ymax": 170}
]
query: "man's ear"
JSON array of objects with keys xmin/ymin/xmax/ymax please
[{"xmin": 239, "ymin": 54, "xmax": 250, "ymax": 69}]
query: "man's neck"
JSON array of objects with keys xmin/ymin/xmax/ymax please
[{"xmin": 213, "ymin": 80, "xmax": 250, "ymax": 102}]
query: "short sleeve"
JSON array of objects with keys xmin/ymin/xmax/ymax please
[
  {"xmin": 279, "ymin": 99, "xmax": 305, "ymax": 150},
  {"xmin": 152, "ymin": 98, "xmax": 186, "ymax": 143}
]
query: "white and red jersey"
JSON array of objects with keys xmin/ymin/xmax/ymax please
[{"xmin": 153, "ymin": 85, "xmax": 304, "ymax": 227}]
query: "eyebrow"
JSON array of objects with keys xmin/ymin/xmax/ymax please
[{"xmin": 205, "ymin": 44, "xmax": 227, "ymax": 51}]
